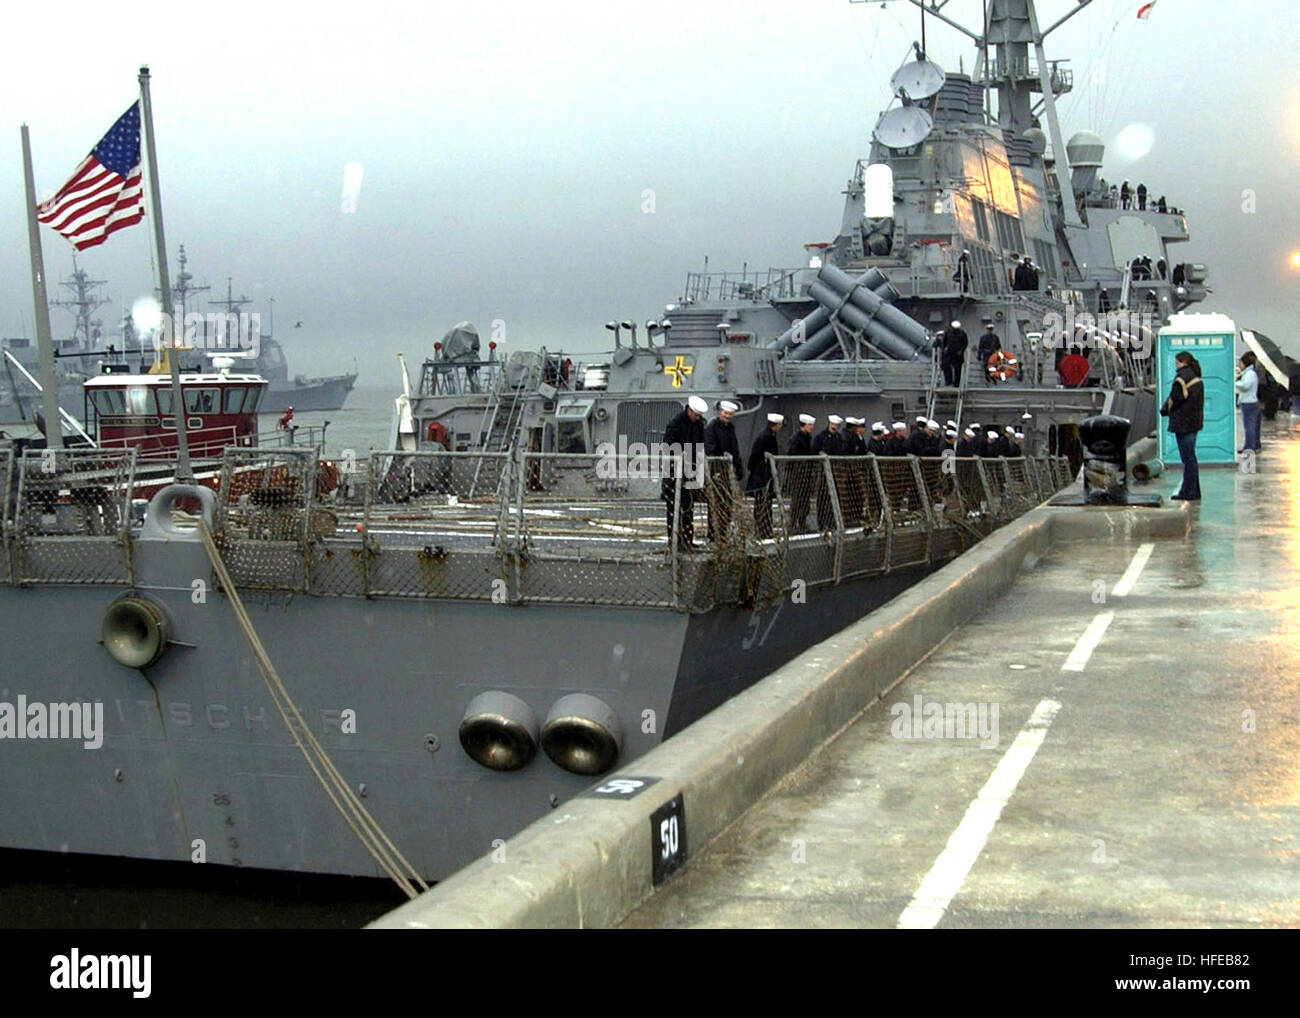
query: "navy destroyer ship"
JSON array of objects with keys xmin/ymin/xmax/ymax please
[{"xmin": 0, "ymin": 0, "xmax": 1205, "ymax": 884}]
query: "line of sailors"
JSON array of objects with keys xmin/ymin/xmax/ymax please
[{"xmin": 663, "ymin": 395, "xmax": 1027, "ymax": 547}]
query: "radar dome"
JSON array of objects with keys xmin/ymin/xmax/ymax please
[
  {"xmin": 1066, "ymin": 130, "xmax": 1105, "ymax": 168},
  {"xmin": 1023, "ymin": 128, "xmax": 1048, "ymax": 156}
]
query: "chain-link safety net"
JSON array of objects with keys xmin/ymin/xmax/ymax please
[
  {"xmin": 14, "ymin": 448, "xmax": 136, "ymax": 584},
  {"xmin": 212, "ymin": 447, "xmax": 321, "ymax": 591},
  {"xmin": 197, "ymin": 446, "xmax": 1077, "ymax": 611}
]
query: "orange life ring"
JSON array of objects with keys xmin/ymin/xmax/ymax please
[{"xmin": 986, "ymin": 349, "xmax": 1019, "ymax": 382}]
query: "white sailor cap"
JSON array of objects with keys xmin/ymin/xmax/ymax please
[
  {"xmin": 1014, "ymin": 431, "xmax": 1024, "ymax": 440},
  {"xmin": 963, "ymin": 427, "xmax": 975, "ymax": 438},
  {"xmin": 945, "ymin": 420, "xmax": 957, "ymax": 430},
  {"xmin": 985, "ymin": 322, "xmax": 996, "ymax": 330},
  {"xmin": 687, "ymin": 395, "xmax": 708, "ymax": 413},
  {"xmin": 1004, "ymin": 425, "xmax": 1016, "ymax": 435},
  {"xmin": 718, "ymin": 399, "xmax": 739, "ymax": 412},
  {"xmin": 871, "ymin": 421, "xmax": 886, "ymax": 433},
  {"xmin": 828, "ymin": 414, "xmax": 843, "ymax": 424},
  {"xmin": 915, "ymin": 415, "xmax": 927, "ymax": 424},
  {"xmin": 950, "ymin": 320, "xmax": 961, "ymax": 329},
  {"xmin": 767, "ymin": 412, "xmax": 785, "ymax": 424},
  {"xmin": 987, "ymin": 429, "xmax": 999, "ymax": 438},
  {"xmin": 927, "ymin": 419, "xmax": 939, "ymax": 430},
  {"xmin": 969, "ymin": 421, "xmax": 980, "ymax": 431},
  {"xmin": 847, "ymin": 416, "xmax": 865, "ymax": 426},
  {"xmin": 945, "ymin": 428, "xmax": 958, "ymax": 438},
  {"xmin": 798, "ymin": 413, "xmax": 816, "ymax": 424},
  {"xmin": 892, "ymin": 421, "xmax": 907, "ymax": 431}
]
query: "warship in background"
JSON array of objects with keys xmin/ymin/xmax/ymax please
[
  {"xmin": 0, "ymin": 259, "xmax": 108, "ymax": 426},
  {"xmin": 0, "ymin": 0, "xmax": 1214, "ymax": 885},
  {"xmin": 0, "ymin": 248, "xmax": 357, "ymax": 426},
  {"xmin": 173, "ymin": 248, "xmax": 357, "ymax": 414}
]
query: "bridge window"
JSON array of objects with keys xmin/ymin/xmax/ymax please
[
  {"xmin": 124, "ymin": 386, "xmax": 151, "ymax": 415},
  {"xmin": 184, "ymin": 388, "xmax": 220, "ymax": 414},
  {"xmin": 223, "ymin": 386, "xmax": 248, "ymax": 413},
  {"xmin": 90, "ymin": 389, "xmax": 126, "ymax": 416}
]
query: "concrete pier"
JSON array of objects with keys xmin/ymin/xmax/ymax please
[
  {"xmin": 372, "ymin": 421, "xmax": 1299, "ymax": 929},
  {"xmin": 625, "ymin": 424, "xmax": 1300, "ymax": 928}
]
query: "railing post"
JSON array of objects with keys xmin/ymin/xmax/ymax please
[
  {"xmin": 821, "ymin": 456, "xmax": 844, "ymax": 584},
  {"xmin": 870, "ymin": 456, "xmax": 893, "ymax": 572},
  {"xmin": 974, "ymin": 458, "xmax": 995, "ymax": 527},
  {"xmin": 362, "ymin": 452, "xmax": 376, "ymax": 597},
  {"xmin": 670, "ymin": 465, "xmax": 682, "ymax": 611},
  {"xmin": 910, "ymin": 456, "xmax": 936, "ymax": 564}
]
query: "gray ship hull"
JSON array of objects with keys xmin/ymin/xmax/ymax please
[
  {"xmin": 0, "ymin": 557, "xmax": 933, "ymax": 879},
  {"xmin": 260, "ymin": 374, "xmax": 358, "ymax": 414}
]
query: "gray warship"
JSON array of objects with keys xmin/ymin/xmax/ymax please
[
  {"xmin": 0, "ymin": 0, "xmax": 1206, "ymax": 884},
  {"xmin": 0, "ymin": 260, "xmax": 108, "ymax": 426},
  {"xmin": 201, "ymin": 275, "xmax": 358, "ymax": 415}
]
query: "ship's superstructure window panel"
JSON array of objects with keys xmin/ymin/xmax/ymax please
[
  {"xmin": 184, "ymin": 388, "xmax": 220, "ymax": 414},
  {"xmin": 223, "ymin": 386, "xmax": 248, "ymax": 414},
  {"xmin": 557, "ymin": 420, "xmax": 587, "ymax": 454},
  {"xmin": 156, "ymin": 389, "xmax": 173, "ymax": 415},
  {"xmin": 124, "ymin": 386, "xmax": 151, "ymax": 416},
  {"xmin": 971, "ymin": 199, "xmax": 991, "ymax": 243},
  {"xmin": 91, "ymin": 388, "xmax": 126, "ymax": 416},
  {"xmin": 617, "ymin": 400, "xmax": 683, "ymax": 449}
]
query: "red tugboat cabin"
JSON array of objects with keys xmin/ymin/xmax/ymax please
[{"xmin": 84, "ymin": 372, "xmax": 266, "ymax": 459}]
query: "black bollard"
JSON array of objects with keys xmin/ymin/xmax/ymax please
[{"xmin": 1079, "ymin": 414, "xmax": 1131, "ymax": 505}]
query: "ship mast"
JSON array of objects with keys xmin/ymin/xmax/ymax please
[
  {"xmin": 888, "ymin": 0, "xmax": 1093, "ymax": 228},
  {"xmin": 50, "ymin": 258, "xmax": 109, "ymax": 350},
  {"xmin": 170, "ymin": 244, "xmax": 211, "ymax": 321}
]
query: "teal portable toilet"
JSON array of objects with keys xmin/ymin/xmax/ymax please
[{"xmin": 1155, "ymin": 313, "xmax": 1236, "ymax": 466}]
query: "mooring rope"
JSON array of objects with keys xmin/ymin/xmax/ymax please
[{"xmin": 197, "ymin": 520, "xmax": 428, "ymax": 899}]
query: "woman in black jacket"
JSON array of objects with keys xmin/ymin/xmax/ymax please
[{"xmin": 1164, "ymin": 351, "xmax": 1204, "ymax": 501}]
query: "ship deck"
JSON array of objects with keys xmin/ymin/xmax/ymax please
[{"xmin": 623, "ymin": 421, "xmax": 1300, "ymax": 928}]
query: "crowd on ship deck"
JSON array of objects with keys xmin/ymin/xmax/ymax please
[{"xmin": 661, "ymin": 396, "xmax": 1034, "ymax": 548}]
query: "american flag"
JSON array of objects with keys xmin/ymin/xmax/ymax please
[{"xmin": 37, "ymin": 103, "xmax": 145, "ymax": 251}]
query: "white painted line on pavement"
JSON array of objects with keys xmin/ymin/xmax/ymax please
[
  {"xmin": 1062, "ymin": 611, "xmax": 1115, "ymax": 672},
  {"xmin": 1111, "ymin": 542, "xmax": 1155, "ymax": 598},
  {"xmin": 897, "ymin": 698, "xmax": 1063, "ymax": 930}
]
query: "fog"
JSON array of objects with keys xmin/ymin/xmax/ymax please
[{"xmin": 2, "ymin": 0, "xmax": 1298, "ymax": 386}]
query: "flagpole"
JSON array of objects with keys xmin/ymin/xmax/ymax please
[
  {"xmin": 138, "ymin": 65, "xmax": 192, "ymax": 483},
  {"xmin": 20, "ymin": 124, "xmax": 65, "ymax": 450}
]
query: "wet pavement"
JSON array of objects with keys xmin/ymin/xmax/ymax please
[{"xmin": 623, "ymin": 420, "xmax": 1300, "ymax": 928}]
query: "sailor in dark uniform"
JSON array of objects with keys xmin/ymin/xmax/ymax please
[
  {"xmin": 1120, "ymin": 180, "xmax": 1131, "ymax": 209},
  {"xmin": 1013, "ymin": 431, "xmax": 1028, "ymax": 458},
  {"xmin": 941, "ymin": 321, "xmax": 969, "ymax": 387},
  {"xmin": 745, "ymin": 412, "xmax": 784, "ymax": 539},
  {"xmin": 978, "ymin": 429, "xmax": 1001, "ymax": 457},
  {"xmin": 1136, "ymin": 182, "xmax": 1147, "ymax": 211},
  {"xmin": 662, "ymin": 394, "xmax": 707, "ymax": 549},
  {"xmin": 841, "ymin": 417, "xmax": 868, "ymax": 524},
  {"xmin": 906, "ymin": 415, "xmax": 929, "ymax": 456},
  {"xmin": 999, "ymin": 426, "xmax": 1017, "ymax": 457},
  {"xmin": 812, "ymin": 414, "xmax": 845, "ymax": 530},
  {"xmin": 955, "ymin": 426, "xmax": 977, "ymax": 457},
  {"xmin": 977, "ymin": 325, "xmax": 1000, "ymax": 386},
  {"xmin": 704, "ymin": 398, "xmax": 743, "ymax": 541},
  {"xmin": 785, "ymin": 413, "xmax": 816, "ymax": 534},
  {"xmin": 952, "ymin": 249, "xmax": 973, "ymax": 293},
  {"xmin": 884, "ymin": 421, "xmax": 908, "ymax": 456},
  {"xmin": 867, "ymin": 422, "xmax": 889, "ymax": 455},
  {"xmin": 1012, "ymin": 256, "xmax": 1034, "ymax": 291}
]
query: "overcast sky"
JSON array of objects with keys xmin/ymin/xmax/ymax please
[{"xmin": 2, "ymin": 0, "xmax": 1298, "ymax": 384}]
